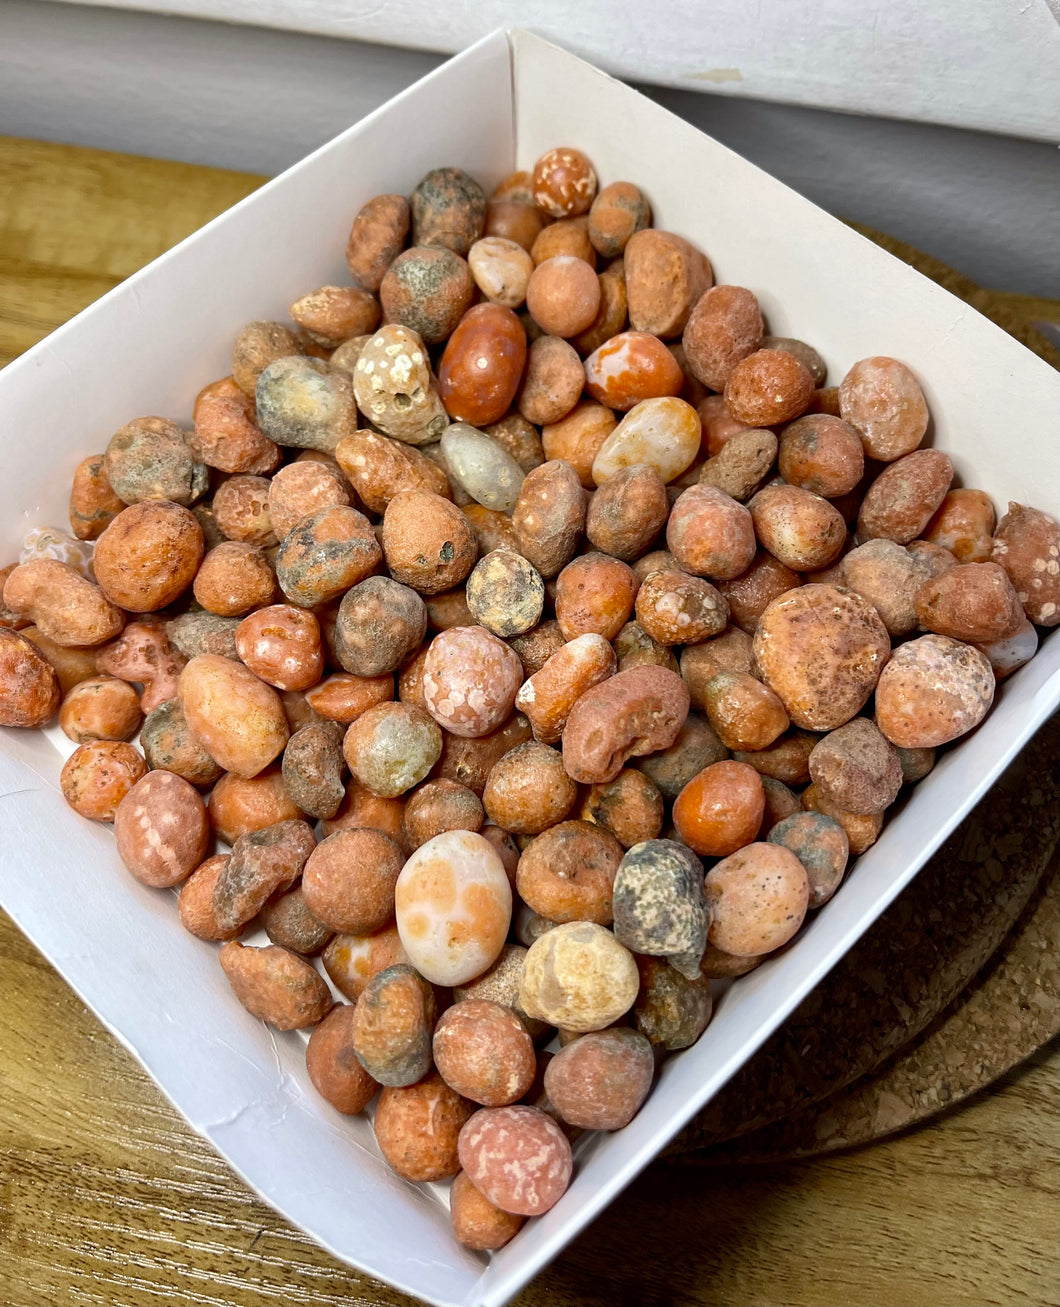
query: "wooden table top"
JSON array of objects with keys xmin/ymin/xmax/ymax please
[{"xmin": 0, "ymin": 135, "xmax": 1057, "ymax": 1307}]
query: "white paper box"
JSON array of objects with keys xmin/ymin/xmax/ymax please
[{"xmin": 1, "ymin": 28, "xmax": 1058, "ymax": 1307}]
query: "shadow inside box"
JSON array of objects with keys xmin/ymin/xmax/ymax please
[{"xmin": 666, "ymin": 709, "xmax": 1060, "ymax": 1155}]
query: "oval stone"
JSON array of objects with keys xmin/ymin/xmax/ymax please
[
  {"xmin": 591, "ymin": 396, "xmax": 701, "ymax": 485},
  {"xmin": 441, "ymin": 424, "xmax": 526, "ymax": 513}
]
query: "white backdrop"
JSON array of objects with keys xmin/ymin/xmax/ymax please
[
  {"xmin": 49, "ymin": 0, "xmax": 1060, "ymax": 139},
  {"xmin": 2, "ymin": 0, "xmax": 1058, "ymax": 298}
]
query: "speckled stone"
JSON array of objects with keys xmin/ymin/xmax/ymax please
[
  {"xmin": 612, "ymin": 840, "xmax": 709, "ymax": 978},
  {"xmin": 453, "ymin": 944, "xmax": 550, "ymax": 1040},
  {"xmin": 165, "ymin": 611, "xmax": 240, "ymax": 661}
]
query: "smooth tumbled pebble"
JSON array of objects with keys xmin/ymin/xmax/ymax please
[
  {"xmin": 395, "ymin": 830, "xmax": 512, "ymax": 986},
  {"xmin": 440, "ymin": 423, "xmax": 526, "ymax": 512}
]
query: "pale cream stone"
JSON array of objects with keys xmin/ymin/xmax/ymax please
[{"xmin": 395, "ymin": 830, "xmax": 512, "ymax": 986}]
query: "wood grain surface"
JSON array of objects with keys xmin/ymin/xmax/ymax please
[{"xmin": 0, "ymin": 136, "xmax": 1058, "ymax": 1307}]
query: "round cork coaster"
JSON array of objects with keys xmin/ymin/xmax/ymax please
[
  {"xmin": 669, "ymin": 711, "xmax": 1059, "ymax": 1160},
  {"xmin": 691, "ymin": 854, "xmax": 1059, "ymax": 1164}
]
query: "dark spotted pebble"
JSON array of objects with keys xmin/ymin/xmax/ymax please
[
  {"xmin": 465, "ymin": 550, "xmax": 545, "ymax": 637},
  {"xmin": 767, "ymin": 810, "xmax": 849, "ymax": 908},
  {"xmin": 166, "ymin": 610, "xmax": 241, "ymax": 661},
  {"xmin": 260, "ymin": 884, "xmax": 334, "ymax": 955},
  {"xmin": 104, "ymin": 416, "xmax": 208, "ymax": 507},
  {"xmin": 410, "ymin": 167, "xmax": 487, "ymax": 255},
  {"xmin": 351, "ymin": 963, "xmax": 437, "ymax": 1087},
  {"xmin": 281, "ymin": 722, "xmax": 347, "ymax": 819},
  {"xmin": 334, "ymin": 575, "xmax": 427, "ymax": 677},
  {"xmin": 633, "ymin": 955, "xmax": 713, "ymax": 1049},
  {"xmin": 255, "ymin": 356, "xmax": 357, "ymax": 453},
  {"xmin": 140, "ymin": 696, "xmax": 223, "ymax": 787},
  {"xmin": 213, "ymin": 818, "xmax": 317, "ymax": 934},
  {"xmin": 379, "ymin": 247, "xmax": 474, "ymax": 345},
  {"xmin": 274, "ymin": 505, "xmax": 382, "ymax": 608},
  {"xmin": 611, "ymin": 838, "xmax": 708, "ymax": 978}
]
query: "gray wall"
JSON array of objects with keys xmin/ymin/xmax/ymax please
[{"xmin": 2, "ymin": 0, "xmax": 1057, "ymax": 297}]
